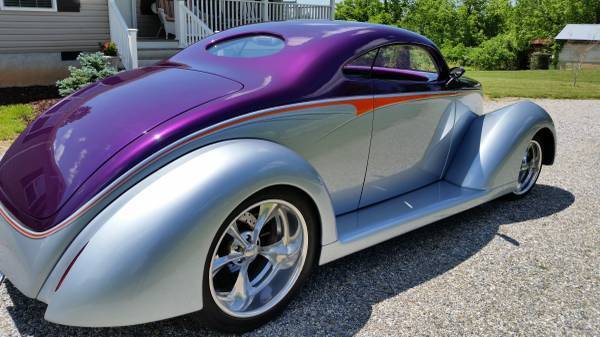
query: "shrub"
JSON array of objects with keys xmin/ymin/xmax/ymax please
[
  {"xmin": 529, "ymin": 52, "xmax": 551, "ymax": 70},
  {"xmin": 467, "ymin": 34, "xmax": 518, "ymax": 70},
  {"xmin": 56, "ymin": 52, "xmax": 117, "ymax": 97},
  {"xmin": 441, "ymin": 42, "xmax": 470, "ymax": 67},
  {"xmin": 100, "ymin": 41, "xmax": 118, "ymax": 56}
]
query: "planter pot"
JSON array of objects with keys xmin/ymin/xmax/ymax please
[{"xmin": 103, "ymin": 55, "xmax": 121, "ymax": 69}]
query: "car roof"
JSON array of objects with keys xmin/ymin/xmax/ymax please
[
  {"xmin": 169, "ymin": 21, "xmax": 447, "ymax": 102},
  {"xmin": 172, "ymin": 21, "xmax": 441, "ymax": 73},
  {"xmin": 210, "ymin": 20, "xmax": 437, "ymax": 50}
]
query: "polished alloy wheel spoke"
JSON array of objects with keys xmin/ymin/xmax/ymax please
[
  {"xmin": 259, "ymin": 238, "xmax": 302, "ymax": 270},
  {"xmin": 224, "ymin": 262, "xmax": 254, "ymax": 312},
  {"xmin": 252, "ymin": 202, "xmax": 279, "ymax": 243},
  {"xmin": 212, "ymin": 253, "xmax": 243, "ymax": 276},
  {"xmin": 227, "ymin": 225, "xmax": 249, "ymax": 248},
  {"xmin": 259, "ymin": 216, "xmax": 302, "ymax": 269},
  {"xmin": 532, "ymin": 148, "xmax": 540, "ymax": 169}
]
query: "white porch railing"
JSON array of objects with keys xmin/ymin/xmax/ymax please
[
  {"xmin": 107, "ymin": 0, "xmax": 334, "ymax": 65},
  {"xmin": 180, "ymin": 0, "xmax": 334, "ymax": 47},
  {"xmin": 108, "ymin": 0, "xmax": 138, "ymax": 69},
  {"xmin": 186, "ymin": 0, "xmax": 262, "ymax": 33},
  {"xmin": 176, "ymin": 0, "xmax": 214, "ymax": 47},
  {"xmin": 268, "ymin": 2, "xmax": 331, "ymax": 21}
]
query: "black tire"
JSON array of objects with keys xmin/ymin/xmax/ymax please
[
  {"xmin": 198, "ymin": 186, "xmax": 318, "ymax": 333},
  {"xmin": 506, "ymin": 135, "xmax": 544, "ymax": 200}
]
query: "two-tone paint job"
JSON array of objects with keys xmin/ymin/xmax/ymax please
[
  {"xmin": 0, "ymin": 21, "xmax": 555, "ymax": 327},
  {"xmin": 0, "ymin": 21, "xmax": 455, "ymax": 232}
]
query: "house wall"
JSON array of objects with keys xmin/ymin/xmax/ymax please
[
  {"xmin": 0, "ymin": 0, "xmax": 109, "ymax": 53},
  {"xmin": 0, "ymin": 52, "xmax": 78, "ymax": 87},
  {"xmin": 0, "ymin": 0, "xmax": 109, "ymax": 87}
]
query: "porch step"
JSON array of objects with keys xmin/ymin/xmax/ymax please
[
  {"xmin": 138, "ymin": 59, "xmax": 168, "ymax": 67},
  {"xmin": 138, "ymin": 47, "xmax": 182, "ymax": 60},
  {"xmin": 136, "ymin": 39, "xmax": 183, "ymax": 67},
  {"xmin": 138, "ymin": 39, "xmax": 180, "ymax": 49}
]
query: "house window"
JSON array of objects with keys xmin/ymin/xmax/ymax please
[{"xmin": 1, "ymin": 0, "xmax": 57, "ymax": 11}]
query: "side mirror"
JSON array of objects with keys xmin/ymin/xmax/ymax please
[{"xmin": 447, "ymin": 67, "xmax": 465, "ymax": 85}]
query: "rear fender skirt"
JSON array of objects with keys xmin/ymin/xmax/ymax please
[
  {"xmin": 445, "ymin": 100, "xmax": 555, "ymax": 190},
  {"xmin": 39, "ymin": 139, "xmax": 334, "ymax": 327}
]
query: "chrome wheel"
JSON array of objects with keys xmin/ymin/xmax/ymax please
[
  {"xmin": 209, "ymin": 200, "xmax": 308, "ymax": 318},
  {"xmin": 514, "ymin": 140, "xmax": 542, "ymax": 195}
]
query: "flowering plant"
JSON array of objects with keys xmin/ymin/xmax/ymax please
[{"xmin": 100, "ymin": 41, "xmax": 118, "ymax": 57}]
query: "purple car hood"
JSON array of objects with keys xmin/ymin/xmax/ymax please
[{"xmin": 0, "ymin": 66, "xmax": 242, "ymax": 229}]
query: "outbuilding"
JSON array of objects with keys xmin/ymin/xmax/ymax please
[{"xmin": 555, "ymin": 24, "xmax": 600, "ymax": 69}]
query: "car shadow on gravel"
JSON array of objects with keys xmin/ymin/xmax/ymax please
[{"xmin": 3, "ymin": 184, "xmax": 574, "ymax": 337}]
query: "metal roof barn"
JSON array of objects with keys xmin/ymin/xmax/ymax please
[{"xmin": 554, "ymin": 24, "xmax": 600, "ymax": 68}]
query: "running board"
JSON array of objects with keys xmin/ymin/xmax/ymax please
[{"xmin": 319, "ymin": 180, "xmax": 512, "ymax": 265}]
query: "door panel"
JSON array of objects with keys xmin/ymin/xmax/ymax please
[
  {"xmin": 360, "ymin": 96, "xmax": 455, "ymax": 207},
  {"xmin": 359, "ymin": 43, "xmax": 454, "ymax": 207},
  {"xmin": 273, "ymin": 75, "xmax": 374, "ymax": 215}
]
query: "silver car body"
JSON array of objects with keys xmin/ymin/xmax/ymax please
[{"xmin": 0, "ymin": 90, "xmax": 555, "ymax": 326}]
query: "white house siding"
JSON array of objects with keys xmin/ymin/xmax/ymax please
[
  {"xmin": 0, "ymin": 0, "xmax": 109, "ymax": 87},
  {"xmin": 0, "ymin": 0, "xmax": 109, "ymax": 53}
]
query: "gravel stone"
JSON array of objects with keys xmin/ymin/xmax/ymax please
[{"xmin": 0, "ymin": 98, "xmax": 598, "ymax": 336}]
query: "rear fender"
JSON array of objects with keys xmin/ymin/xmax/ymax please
[
  {"xmin": 39, "ymin": 139, "xmax": 335, "ymax": 327},
  {"xmin": 445, "ymin": 100, "xmax": 555, "ymax": 190}
]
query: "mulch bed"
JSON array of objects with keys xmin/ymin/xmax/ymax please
[
  {"xmin": 0, "ymin": 86, "xmax": 61, "ymax": 120},
  {"xmin": 30, "ymin": 98, "xmax": 61, "ymax": 118},
  {"xmin": 0, "ymin": 86, "xmax": 60, "ymax": 105}
]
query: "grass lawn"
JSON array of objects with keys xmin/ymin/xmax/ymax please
[
  {"xmin": 468, "ymin": 69, "xmax": 600, "ymax": 99},
  {"xmin": 0, "ymin": 104, "xmax": 35, "ymax": 141}
]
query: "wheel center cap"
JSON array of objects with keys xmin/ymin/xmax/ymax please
[{"xmin": 244, "ymin": 244, "xmax": 258, "ymax": 258}]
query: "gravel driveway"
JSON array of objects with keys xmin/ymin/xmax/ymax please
[{"xmin": 0, "ymin": 99, "xmax": 598, "ymax": 336}]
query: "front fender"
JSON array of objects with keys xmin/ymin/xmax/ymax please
[
  {"xmin": 39, "ymin": 139, "xmax": 335, "ymax": 327},
  {"xmin": 445, "ymin": 100, "xmax": 555, "ymax": 190}
]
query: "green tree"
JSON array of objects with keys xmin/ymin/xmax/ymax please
[
  {"xmin": 334, "ymin": 0, "xmax": 600, "ymax": 70},
  {"xmin": 335, "ymin": 0, "xmax": 384, "ymax": 21},
  {"xmin": 401, "ymin": 0, "xmax": 457, "ymax": 46}
]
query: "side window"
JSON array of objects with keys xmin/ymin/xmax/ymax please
[
  {"xmin": 348, "ymin": 49, "xmax": 379, "ymax": 67},
  {"xmin": 374, "ymin": 45, "xmax": 439, "ymax": 81},
  {"xmin": 342, "ymin": 49, "xmax": 379, "ymax": 76}
]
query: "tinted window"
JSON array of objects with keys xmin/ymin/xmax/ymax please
[
  {"xmin": 348, "ymin": 49, "xmax": 379, "ymax": 67},
  {"xmin": 207, "ymin": 35, "xmax": 285, "ymax": 58},
  {"xmin": 374, "ymin": 45, "xmax": 439, "ymax": 80}
]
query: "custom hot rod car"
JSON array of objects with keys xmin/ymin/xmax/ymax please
[{"xmin": 0, "ymin": 21, "xmax": 555, "ymax": 332}]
